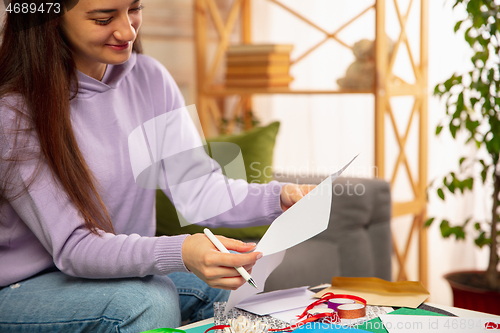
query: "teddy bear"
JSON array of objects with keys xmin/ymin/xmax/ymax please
[{"xmin": 337, "ymin": 37, "xmax": 394, "ymax": 90}]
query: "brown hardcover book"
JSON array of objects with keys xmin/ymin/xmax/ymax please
[
  {"xmin": 226, "ymin": 73, "xmax": 288, "ymax": 79},
  {"xmin": 226, "ymin": 44, "xmax": 293, "ymax": 55},
  {"xmin": 225, "ymin": 76, "xmax": 294, "ymax": 87},
  {"xmin": 226, "ymin": 65, "xmax": 289, "ymax": 76},
  {"xmin": 226, "ymin": 53, "xmax": 290, "ymax": 65}
]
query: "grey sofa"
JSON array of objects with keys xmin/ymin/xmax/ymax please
[{"xmin": 261, "ymin": 176, "xmax": 392, "ymax": 292}]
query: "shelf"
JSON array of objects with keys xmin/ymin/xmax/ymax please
[
  {"xmin": 392, "ymin": 199, "xmax": 426, "ymax": 217},
  {"xmin": 204, "ymin": 85, "xmax": 374, "ymax": 96},
  {"xmin": 195, "ymin": 0, "xmax": 429, "ymax": 286},
  {"xmin": 204, "ymin": 83, "xmax": 421, "ymax": 97}
]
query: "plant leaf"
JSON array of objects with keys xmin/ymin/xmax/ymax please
[
  {"xmin": 475, "ymin": 231, "xmax": 491, "ymax": 248},
  {"xmin": 465, "ymin": 177, "xmax": 474, "ymax": 190},
  {"xmin": 436, "ymin": 125, "xmax": 443, "ymax": 135},
  {"xmin": 437, "ymin": 188, "xmax": 445, "ymax": 200},
  {"xmin": 440, "ymin": 220, "xmax": 451, "ymax": 238},
  {"xmin": 440, "ymin": 220, "xmax": 466, "ymax": 240}
]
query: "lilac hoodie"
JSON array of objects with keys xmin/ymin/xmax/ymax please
[{"xmin": 0, "ymin": 52, "xmax": 284, "ymax": 287}]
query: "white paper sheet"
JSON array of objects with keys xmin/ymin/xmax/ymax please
[
  {"xmin": 225, "ymin": 251, "xmax": 286, "ymax": 313},
  {"xmin": 270, "ymin": 302, "xmax": 329, "ymax": 324},
  {"xmin": 379, "ymin": 315, "xmax": 500, "ymax": 333},
  {"xmin": 330, "ymin": 154, "xmax": 358, "ymax": 182},
  {"xmin": 270, "ymin": 307, "xmax": 308, "ymax": 323},
  {"xmin": 224, "ymin": 155, "xmax": 358, "ymax": 313},
  {"xmin": 270, "ymin": 304, "xmax": 394, "ymax": 326},
  {"xmin": 254, "ymin": 175, "xmax": 333, "ymax": 256},
  {"xmin": 236, "ymin": 286, "xmax": 315, "ymax": 316}
]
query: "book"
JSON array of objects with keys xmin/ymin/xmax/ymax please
[
  {"xmin": 227, "ymin": 44, "xmax": 293, "ymax": 55},
  {"xmin": 226, "ymin": 53, "xmax": 290, "ymax": 64},
  {"xmin": 225, "ymin": 76, "xmax": 294, "ymax": 87},
  {"xmin": 226, "ymin": 65, "xmax": 289, "ymax": 76},
  {"xmin": 226, "ymin": 73, "xmax": 289, "ymax": 79}
]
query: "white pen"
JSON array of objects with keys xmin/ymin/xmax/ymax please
[{"xmin": 203, "ymin": 228, "xmax": 258, "ymax": 289}]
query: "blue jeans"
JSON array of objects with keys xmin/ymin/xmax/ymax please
[
  {"xmin": 0, "ymin": 269, "xmax": 229, "ymax": 332},
  {"xmin": 168, "ymin": 272, "xmax": 229, "ymax": 323}
]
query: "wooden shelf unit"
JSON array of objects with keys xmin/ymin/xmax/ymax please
[
  {"xmin": 194, "ymin": 0, "xmax": 429, "ymax": 287},
  {"xmin": 207, "ymin": 86, "xmax": 374, "ymax": 95}
]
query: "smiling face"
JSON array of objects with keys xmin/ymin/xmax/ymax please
[{"xmin": 59, "ymin": 0, "xmax": 143, "ymax": 80}]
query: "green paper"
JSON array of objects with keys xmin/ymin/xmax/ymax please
[
  {"xmin": 183, "ymin": 323, "xmax": 215, "ymax": 333},
  {"xmin": 141, "ymin": 328, "xmax": 186, "ymax": 333},
  {"xmin": 356, "ymin": 308, "xmax": 447, "ymax": 333}
]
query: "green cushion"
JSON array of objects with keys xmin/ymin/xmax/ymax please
[{"xmin": 155, "ymin": 121, "xmax": 280, "ymax": 240}]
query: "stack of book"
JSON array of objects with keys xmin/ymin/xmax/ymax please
[{"xmin": 225, "ymin": 44, "xmax": 294, "ymax": 88}]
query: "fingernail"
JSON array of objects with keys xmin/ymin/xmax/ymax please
[
  {"xmin": 256, "ymin": 252, "xmax": 263, "ymax": 259},
  {"xmin": 246, "ymin": 242, "xmax": 257, "ymax": 246}
]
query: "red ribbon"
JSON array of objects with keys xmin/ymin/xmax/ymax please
[
  {"xmin": 296, "ymin": 292, "xmax": 367, "ymax": 320},
  {"xmin": 205, "ymin": 325, "xmax": 231, "ymax": 333},
  {"xmin": 270, "ymin": 312, "xmax": 341, "ymax": 332}
]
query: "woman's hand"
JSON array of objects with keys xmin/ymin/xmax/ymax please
[
  {"xmin": 182, "ymin": 233, "xmax": 262, "ymax": 290},
  {"xmin": 280, "ymin": 184, "xmax": 317, "ymax": 212}
]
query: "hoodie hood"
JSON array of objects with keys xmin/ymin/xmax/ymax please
[{"xmin": 75, "ymin": 52, "xmax": 137, "ymax": 99}]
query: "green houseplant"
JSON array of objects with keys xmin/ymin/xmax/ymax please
[{"xmin": 427, "ymin": 0, "xmax": 499, "ymax": 313}]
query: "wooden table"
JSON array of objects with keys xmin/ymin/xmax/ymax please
[{"xmin": 178, "ymin": 302, "xmax": 500, "ymax": 330}]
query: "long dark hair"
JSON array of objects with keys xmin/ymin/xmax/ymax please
[{"xmin": 0, "ymin": 0, "xmax": 142, "ymax": 234}]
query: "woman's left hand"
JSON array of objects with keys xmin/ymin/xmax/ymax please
[{"xmin": 280, "ymin": 184, "xmax": 317, "ymax": 212}]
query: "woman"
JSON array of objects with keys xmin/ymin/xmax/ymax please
[{"xmin": 0, "ymin": 0, "xmax": 312, "ymax": 332}]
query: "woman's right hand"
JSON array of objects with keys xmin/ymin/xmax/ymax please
[{"xmin": 182, "ymin": 233, "xmax": 262, "ymax": 290}]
